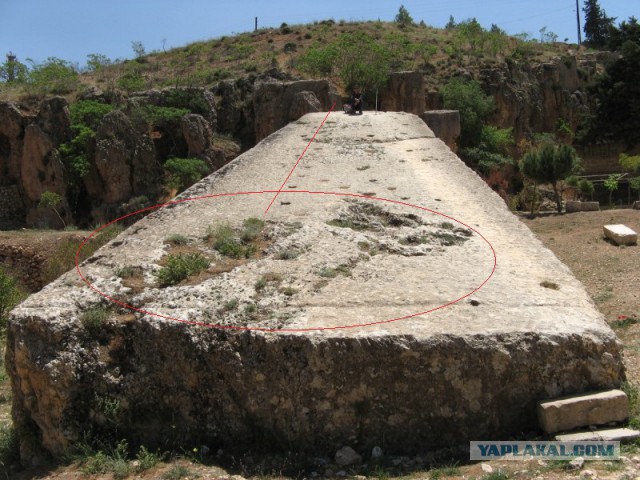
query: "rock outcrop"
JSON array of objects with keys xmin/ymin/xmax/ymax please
[
  {"xmin": 89, "ymin": 110, "xmax": 160, "ymax": 207},
  {"xmin": 7, "ymin": 112, "xmax": 624, "ymax": 465},
  {"xmin": 253, "ymin": 79, "xmax": 339, "ymax": 141},
  {"xmin": 0, "ymin": 98, "xmax": 74, "ymax": 228},
  {"xmin": 379, "ymin": 71, "xmax": 425, "ymax": 115}
]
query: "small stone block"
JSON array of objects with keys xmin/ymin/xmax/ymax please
[
  {"xmin": 603, "ymin": 224, "xmax": 638, "ymax": 246},
  {"xmin": 556, "ymin": 428, "xmax": 640, "ymax": 442},
  {"xmin": 538, "ymin": 389, "xmax": 629, "ymax": 434}
]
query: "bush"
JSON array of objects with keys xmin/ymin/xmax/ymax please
[
  {"xmin": 207, "ymin": 219, "xmax": 263, "ymax": 259},
  {"xmin": 0, "ymin": 425, "xmax": 20, "ymax": 473},
  {"xmin": 164, "ymin": 157, "xmax": 209, "ymax": 192},
  {"xmin": 70, "ymin": 99, "xmax": 113, "ymax": 130},
  {"xmin": 298, "ymin": 32, "xmax": 392, "ymax": 92},
  {"xmin": 59, "ymin": 100, "xmax": 113, "ymax": 211},
  {"xmin": 0, "ymin": 268, "xmax": 24, "ymax": 335},
  {"xmin": 240, "ymin": 217, "xmax": 265, "ymax": 242},
  {"xmin": 135, "ymin": 445, "xmax": 160, "ymax": 472},
  {"xmin": 144, "ymin": 105, "xmax": 189, "ymax": 130},
  {"xmin": 86, "ymin": 53, "xmax": 112, "ymax": 72},
  {"xmin": 156, "ymin": 252, "xmax": 210, "ymax": 287},
  {"xmin": 117, "ymin": 70, "xmax": 145, "ymax": 92},
  {"xmin": 578, "ymin": 178, "xmax": 595, "ymax": 200},
  {"xmin": 283, "ymin": 42, "xmax": 298, "ymax": 53},
  {"xmin": 81, "ymin": 306, "xmax": 109, "ymax": 332},
  {"xmin": 27, "ymin": 57, "xmax": 79, "ymax": 94},
  {"xmin": 441, "ymin": 78, "xmax": 494, "ymax": 148}
]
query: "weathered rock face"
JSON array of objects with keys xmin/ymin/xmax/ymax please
[
  {"xmin": 421, "ymin": 110, "xmax": 461, "ymax": 151},
  {"xmin": 253, "ymin": 79, "xmax": 339, "ymax": 141},
  {"xmin": 89, "ymin": 110, "xmax": 160, "ymax": 206},
  {"xmin": 0, "ymin": 87, "xmax": 245, "ymax": 229},
  {"xmin": 0, "ymin": 102, "xmax": 26, "ymax": 186},
  {"xmin": 20, "ymin": 98, "xmax": 71, "ymax": 228},
  {"xmin": 481, "ymin": 55, "xmax": 594, "ymax": 139},
  {"xmin": 181, "ymin": 114, "xmax": 212, "ymax": 157},
  {"xmin": 7, "ymin": 112, "xmax": 624, "ymax": 465},
  {"xmin": 379, "ymin": 71, "xmax": 425, "ymax": 115}
]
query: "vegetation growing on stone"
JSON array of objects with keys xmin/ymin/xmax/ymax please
[
  {"xmin": 0, "ymin": 268, "xmax": 24, "ymax": 335},
  {"xmin": 206, "ymin": 217, "xmax": 265, "ymax": 259},
  {"xmin": 80, "ymin": 305, "xmax": 110, "ymax": 332},
  {"xmin": 156, "ymin": 252, "xmax": 210, "ymax": 287}
]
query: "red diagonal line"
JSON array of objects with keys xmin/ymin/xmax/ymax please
[{"xmin": 264, "ymin": 101, "xmax": 336, "ymax": 215}]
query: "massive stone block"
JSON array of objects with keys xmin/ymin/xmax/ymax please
[
  {"xmin": 538, "ymin": 389, "xmax": 628, "ymax": 434},
  {"xmin": 6, "ymin": 112, "xmax": 624, "ymax": 465}
]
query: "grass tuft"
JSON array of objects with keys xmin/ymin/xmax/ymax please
[{"xmin": 156, "ymin": 252, "xmax": 210, "ymax": 287}]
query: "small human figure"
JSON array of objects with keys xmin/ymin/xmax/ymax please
[{"xmin": 345, "ymin": 86, "xmax": 363, "ymax": 115}]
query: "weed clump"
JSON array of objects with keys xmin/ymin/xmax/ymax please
[
  {"xmin": 156, "ymin": 252, "xmax": 210, "ymax": 287},
  {"xmin": 81, "ymin": 306, "xmax": 109, "ymax": 332},
  {"xmin": 206, "ymin": 217, "xmax": 265, "ymax": 259}
]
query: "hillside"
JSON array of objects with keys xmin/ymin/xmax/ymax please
[
  {"xmin": 0, "ymin": 19, "xmax": 622, "ymax": 232},
  {"xmin": 2, "ymin": 19, "xmax": 598, "ymax": 112}
]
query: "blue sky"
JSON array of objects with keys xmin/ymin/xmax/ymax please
[{"xmin": 0, "ymin": 0, "xmax": 636, "ymax": 68}]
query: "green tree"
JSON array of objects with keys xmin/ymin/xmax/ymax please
[
  {"xmin": 27, "ymin": 57, "xmax": 79, "ymax": 94},
  {"xmin": 583, "ymin": 0, "xmax": 615, "ymax": 47},
  {"xmin": 441, "ymin": 78, "xmax": 494, "ymax": 148},
  {"xmin": 39, "ymin": 191, "xmax": 66, "ymax": 228},
  {"xmin": 0, "ymin": 54, "xmax": 29, "ymax": 83},
  {"xmin": 298, "ymin": 32, "xmax": 392, "ymax": 93},
  {"xmin": 394, "ymin": 5, "xmax": 414, "ymax": 28},
  {"xmin": 603, "ymin": 173, "xmax": 623, "ymax": 206},
  {"xmin": 59, "ymin": 100, "xmax": 113, "ymax": 212},
  {"xmin": 583, "ymin": 41, "xmax": 640, "ymax": 148},
  {"xmin": 520, "ymin": 143, "xmax": 582, "ymax": 213},
  {"xmin": 629, "ymin": 176, "xmax": 640, "ymax": 201},
  {"xmin": 609, "ymin": 17, "xmax": 640, "ymax": 51},
  {"xmin": 578, "ymin": 178, "xmax": 595, "ymax": 200},
  {"xmin": 619, "ymin": 153, "xmax": 640, "ymax": 173},
  {"xmin": 445, "ymin": 15, "xmax": 457, "ymax": 29},
  {"xmin": 131, "ymin": 41, "xmax": 146, "ymax": 59},
  {"xmin": 86, "ymin": 53, "xmax": 112, "ymax": 72}
]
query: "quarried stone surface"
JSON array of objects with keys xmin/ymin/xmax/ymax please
[
  {"xmin": 603, "ymin": 224, "xmax": 638, "ymax": 246},
  {"xmin": 538, "ymin": 389, "xmax": 628, "ymax": 434},
  {"xmin": 556, "ymin": 428, "xmax": 640, "ymax": 442},
  {"xmin": 7, "ymin": 112, "xmax": 624, "ymax": 465},
  {"xmin": 421, "ymin": 110, "xmax": 461, "ymax": 151}
]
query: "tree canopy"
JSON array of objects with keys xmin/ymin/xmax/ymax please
[{"xmin": 583, "ymin": 0, "xmax": 615, "ymax": 47}]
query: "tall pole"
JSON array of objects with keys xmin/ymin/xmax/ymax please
[
  {"xmin": 255, "ymin": 17, "xmax": 258, "ymax": 32},
  {"xmin": 576, "ymin": 0, "xmax": 582, "ymax": 45}
]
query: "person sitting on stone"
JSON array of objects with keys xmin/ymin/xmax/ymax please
[{"xmin": 345, "ymin": 86, "xmax": 363, "ymax": 115}]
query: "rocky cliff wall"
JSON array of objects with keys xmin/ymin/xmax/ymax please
[{"xmin": 0, "ymin": 185, "xmax": 25, "ymax": 230}]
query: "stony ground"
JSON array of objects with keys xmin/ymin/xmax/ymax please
[{"xmin": 0, "ymin": 208, "xmax": 637, "ymax": 479}]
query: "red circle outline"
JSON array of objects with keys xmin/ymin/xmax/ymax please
[{"xmin": 75, "ymin": 190, "xmax": 497, "ymax": 333}]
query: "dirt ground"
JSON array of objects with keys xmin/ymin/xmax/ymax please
[
  {"xmin": 521, "ymin": 209, "xmax": 640, "ymax": 381},
  {"xmin": 2, "ymin": 208, "xmax": 640, "ymax": 479}
]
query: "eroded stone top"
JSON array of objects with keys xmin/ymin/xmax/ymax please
[{"xmin": 13, "ymin": 112, "xmax": 615, "ymax": 340}]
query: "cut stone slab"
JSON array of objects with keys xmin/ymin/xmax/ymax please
[
  {"xmin": 566, "ymin": 201, "xmax": 600, "ymax": 213},
  {"xmin": 556, "ymin": 428, "xmax": 640, "ymax": 442},
  {"xmin": 6, "ymin": 112, "xmax": 624, "ymax": 464},
  {"xmin": 603, "ymin": 224, "xmax": 638, "ymax": 246},
  {"xmin": 538, "ymin": 390, "xmax": 628, "ymax": 434}
]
